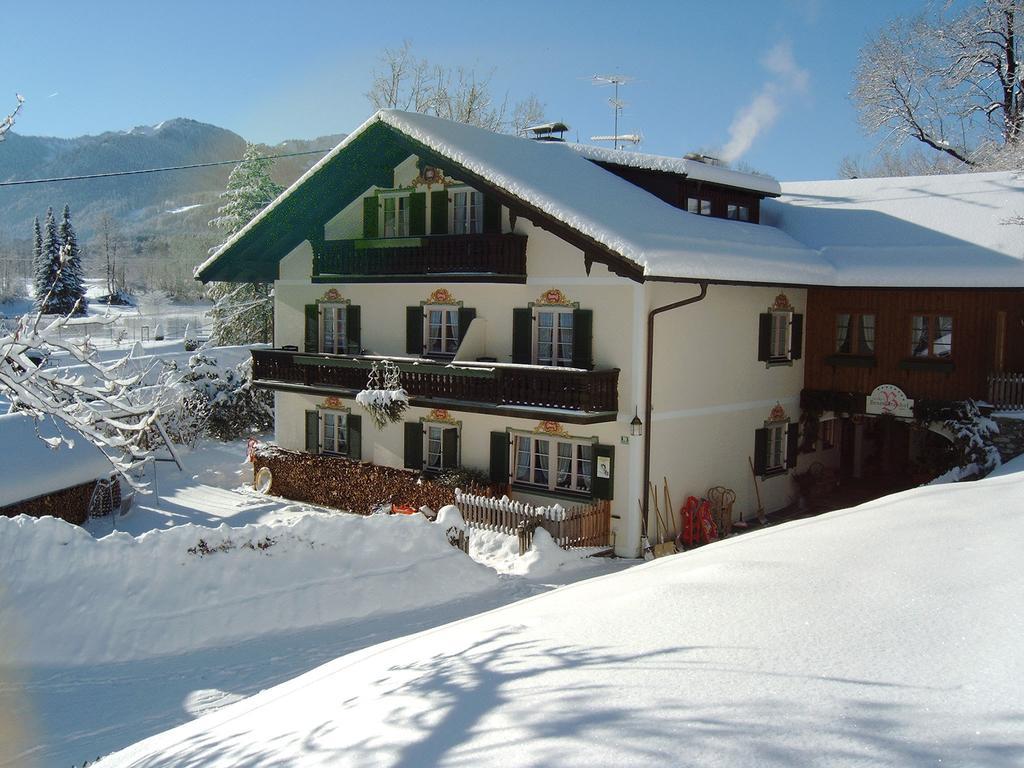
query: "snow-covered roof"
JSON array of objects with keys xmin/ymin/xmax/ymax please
[
  {"xmin": 567, "ymin": 142, "xmax": 783, "ymax": 196},
  {"xmin": 0, "ymin": 413, "xmax": 113, "ymax": 507},
  {"xmin": 199, "ymin": 110, "xmax": 1024, "ymax": 289},
  {"xmin": 766, "ymin": 172, "xmax": 1024, "ymax": 288},
  {"xmin": 374, "ymin": 111, "xmax": 825, "ymax": 285}
]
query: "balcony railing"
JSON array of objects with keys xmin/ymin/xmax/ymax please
[
  {"xmin": 252, "ymin": 349, "xmax": 618, "ymax": 414},
  {"xmin": 314, "ymin": 233, "xmax": 528, "ymax": 278},
  {"xmin": 988, "ymin": 371, "xmax": 1024, "ymax": 411}
]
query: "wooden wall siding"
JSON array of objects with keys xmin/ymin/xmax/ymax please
[
  {"xmin": 591, "ymin": 162, "xmax": 762, "ymax": 223},
  {"xmin": 804, "ymin": 288, "xmax": 1024, "ymax": 402}
]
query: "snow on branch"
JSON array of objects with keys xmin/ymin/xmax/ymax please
[{"xmin": 0, "ymin": 93, "xmax": 24, "ymax": 141}]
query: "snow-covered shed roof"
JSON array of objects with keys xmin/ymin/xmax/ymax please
[
  {"xmin": 766, "ymin": 172, "xmax": 1024, "ymax": 288},
  {"xmin": 0, "ymin": 413, "xmax": 113, "ymax": 507},
  {"xmin": 567, "ymin": 142, "xmax": 783, "ymax": 196},
  {"xmin": 198, "ymin": 110, "xmax": 1024, "ymax": 289}
]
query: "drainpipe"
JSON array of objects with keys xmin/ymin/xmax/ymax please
[{"xmin": 642, "ymin": 281, "xmax": 708, "ymax": 548}]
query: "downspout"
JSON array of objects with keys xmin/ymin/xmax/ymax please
[{"xmin": 642, "ymin": 281, "xmax": 708, "ymax": 546}]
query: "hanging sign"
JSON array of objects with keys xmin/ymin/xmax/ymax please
[{"xmin": 866, "ymin": 384, "xmax": 914, "ymax": 418}]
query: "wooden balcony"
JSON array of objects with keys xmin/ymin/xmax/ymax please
[
  {"xmin": 313, "ymin": 233, "xmax": 528, "ymax": 281},
  {"xmin": 252, "ymin": 348, "xmax": 619, "ymax": 422}
]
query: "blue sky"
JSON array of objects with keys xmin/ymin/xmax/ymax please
[{"xmin": 7, "ymin": 0, "xmax": 925, "ymax": 180}]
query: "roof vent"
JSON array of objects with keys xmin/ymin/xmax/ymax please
[
  {"xmin": 684, "ymin": 152, "xmax": 724, "ymax": 166},
  {"xmin": 523, "ymin": 122, "xmax": 569, "ymax": 142}
]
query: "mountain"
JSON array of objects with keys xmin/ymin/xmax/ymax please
[{"xmin": 0, "ymin": 118, "xmax": 344, "ymax": 241}]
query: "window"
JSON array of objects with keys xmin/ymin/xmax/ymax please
[
  {"xmin": 758, "ymin": 308, "xmax": 803, "ymax": 365},
  {"xmin": 727, "ymin": 204, "xmax": 750, "ymax": 221},
  {"xmin": 426, "ymin": 305, "xmax": 460, "ymax": 357},
  {"xmin": 321, "ymin": 410, "xmax": 348, "ymax": 456},
  {"xmin": 770, "ymin": 311, "xmax": 790, "ymax": 360},
  {"xmin": 513, "ymin": 434, "xmax": 593, "ymax": 494},
  {"xmin": 835, "ymin": 313, "xmax": 876, "ymax": 355},
  {"xmin": 382, "ymin": 194, "xmax": 410, "ymax": 237},
  {"xmin": 820, "ymin": 418, "xmax": 836, "ymax": 450},
  {"xmin": 452, "ymin": 190, "xmax": 483, "ymax": 235},
  {"xmin": 536, "ymin": 309, "xmax": 574, "ymax": 366},
  {"xmin": 766, "ymin": 422, "xmax": 786, "ymax": 471},
  {"xmin": 320, "ymin": 303, "xmax": 347, "ymax": 354},
  {"xmin": 911, "ymin": 314, "xmax": 953, "ymax": 358},
  {"xmin": 425, "ymin": 424, "xmax": 459, "ymax": 471},
  {"xmin": 687, "ymin": 197, "xmax": 712, "ymax": 215}
]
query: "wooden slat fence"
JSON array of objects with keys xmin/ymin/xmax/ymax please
[
  {"xmin": 988, "ymin": 372, "xmax": 1024, "ymax": 411},
  {"xmin": 455, "ymin": 491, "xmax": 612, "ymax": 554}
]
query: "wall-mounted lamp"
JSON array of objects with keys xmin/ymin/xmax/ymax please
[{"xmin": 630, "ymin": 406, "xmax": 644, "ymax": 437}]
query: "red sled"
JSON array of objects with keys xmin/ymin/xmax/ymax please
[{"xmin": 677, "ymin": 495, "xmax": 719, "ymax": 549}]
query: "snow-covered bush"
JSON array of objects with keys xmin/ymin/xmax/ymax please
[
  {"xmin": 916, "ymin": 399, "xmax": 1001, "ymax": 482},
  {"xmin": 162, "ymin": 353, "xmax": 272, "ymax": 444}
]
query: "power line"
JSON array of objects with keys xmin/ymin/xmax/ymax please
[{"xmin": 0, "ymin": 148, "xmax": 332, "ymax": 188}]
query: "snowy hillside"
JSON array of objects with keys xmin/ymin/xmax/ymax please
[{"xmin": 98, "ymin": 465, "xmax": 1024, "ymax": 767}]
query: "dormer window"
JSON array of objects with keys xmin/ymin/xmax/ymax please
[
  {"xmin": 687, "ymin": 197, "xmax": 712, "ymax": 216},
  {"xmin": 727, "ymin": 204, "xmax": 750, "ymax": 221},
  {"xmin": 452, "ymin": 189, "xmax": 483, "ymax": 234}
]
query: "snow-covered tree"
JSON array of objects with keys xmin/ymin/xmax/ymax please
[
  {"xmin": 4, "ymin": 246, "xmax": 168, "ymax": 480},
  {"xmin": 33, "ymin": 208, "xmax": 61, "ymax": 313},
  {"xmin": 0, "ymin": 93, "xmax": 24, "ymax": 142},
  {"xmin": 852, "ymin": 0, "xmax": 1022, "ymax": 168},
  {"xmin": 30, "ymin": 216, "xmax": 46, "ymax": 303},
  {"xmin": 55, "ymin": 205, "xmax": 87, "ymax": 316},
  {"xmin": 207, "ymin": 144, "xmax": 282, "ymax": 345}
]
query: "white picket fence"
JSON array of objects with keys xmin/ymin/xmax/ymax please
[{"xmin": 454, "ymin": 490, "xmax": 611, "ymax": 554}]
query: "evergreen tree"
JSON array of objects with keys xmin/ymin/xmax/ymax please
[
  {"xmin": 56, "ymin": 205, "xmax": 87, "ymax": 316},
  {"xmin": 34, "ymin": 208, "xmax": 61, "ymax": 313},
  {"xmin": 207, "ymin": 144, "xmax": 282, "ymax": 345},
  {"xmin": 31, "ymin": 216, "xmax": 48, "ymax": 308}
]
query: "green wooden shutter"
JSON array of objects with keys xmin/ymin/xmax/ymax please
[
  {"xmin": 591, "ymin": 443, "xmax": 615, "ymax": 500},
  {"xmin": 757, "ymin": 313, "xmax": 772, "ymax": 362},
  {"xmin": 786, "ymin": 423, "xmax": 799, "ymax": 469},
  {"xmin": 489, "ymin": 431, "xmax": 510, "ymax": 485},
  {"xmin": 346, "ymin": 305, "xmax": 361, "ymax": 354},
  {"xmin": 406, "ymin": 306, "xmax": 424, "ymax": 355},
  {"xmin": 442, "ymin": 427, "xmax": 459, "ymax": 469},
  {"xmin": 512, "ymin": 307, "xmax": 532, "ymax": 364},
  {"xmin": 304, "ymin": 304, "xmax": 319, "ymax": 353},
  {"xmin": 457, "ymin": 307, "xmax": 476, "ymax": 350},
  {"xmin": 409, "ymin": 191, "xmax": 426, "ymax": 236},
  {"xmin": 347, "ymin": 414, "xmax": 362, "ymax": 461},
  {"xmin": 790, "ymin": 314, "xmax": 804, "ymax": 360},
  {"xmin": 431, "ymin": 189, "xmax": 449, "ymax": 234},
  {"xmin": 362, "ymin": 196, "xmax": 378, "ymax": 239},
  {"xmin": 571, "ymin": 308, "xmax": 594, "ymax": 370},
  {"xmin": 753, "ymin": 428, "xmax": 769, "ymax": 475},
  {"xmin": 305, "ymin": 410, "xmax": 320, "ymax": 454},
  {"xmin": 404, "ymin": 421, "xmax": 423, "ymax": 470},
  {"xmin": 483, "ymin": 195, "xmax": 501, "ymax": 233}
]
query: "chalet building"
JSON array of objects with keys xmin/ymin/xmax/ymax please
[{"xmin": 198, "ymin": 111, "xmax": 1024, "ymax": 556}]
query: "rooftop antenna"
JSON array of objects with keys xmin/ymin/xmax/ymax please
[{"xmin": 591, "ymin": 74, "xmax": 638, "ymax": 150}]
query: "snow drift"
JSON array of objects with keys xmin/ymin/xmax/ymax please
[
  {"xmin": 100, "ymin": 468, "xmax": 1024, "ymax": 767},
  {"xmin": 0, "ymin": 511, "xmax": 499, "ymax": 666}
]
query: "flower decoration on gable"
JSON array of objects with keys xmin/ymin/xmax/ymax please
[
  {"xmin": 412, "ymin": 164, "xmax": 453, "ymax": 189},
  {"xmin": 425, "ymin": 408, "xmax": 459, "ymax": 425},
  {"xmin": 321, "ymin": 395, "xmax": 350, "ymax": 412},
  {"xmin": 768, "ymin": 402, "xmax": 787, "ymax": 422},
  {"xmin": 535, "ymin": 288, "xmax": 573, "ymax": 307},
  {"xmin": 771, "ymin": 293, "xmax": 794, "ymax": 312},
  {"xmin": 534, "ymin": 420, "xmax": 570, "ymax": 437},
  {"xmin": 320, "ymin": 288, "xmax": 345, "ymax": 303}
]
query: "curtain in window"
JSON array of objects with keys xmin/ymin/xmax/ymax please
[
  {"xmin": 858, "ymin": 314, "xmax": 875, "ymax": 354},
  {"xmin": 577, "ymin": 445, "xmax": 592, "ymax": 491},
  {"xmin": 514, "ymin": 437, "xmax": 531, "ymax": 482},
  {"xmin": 934, "ymin": 316, "xmax": 953, "ymax": 357},
  {"xmin": 835, "ymin": 314, "xmax": 851, "ymax": 353},
  {"xmin": 533, "ymin": 439, "xmax": 549, "ymax": 484},
  {"xmin": 911, "ymin": 316, "xmax": 930, "ymax": 357},
  {"xmin": 556, "ymin": 442, "xmax": 572, "ymax": 489}
]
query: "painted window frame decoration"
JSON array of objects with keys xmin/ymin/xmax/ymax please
[
  {"xmin": 319, "ymin": 302, "xmax": 348, "ymax": 355},
  {"xmin": 381, "ymin": 191, "xmax": 412, "ymax": 238},
  {"xmin": 758, "ymin": 294, "xmax": 803, "ymax": 367},
  {"xmin": 530, "ymin": 289, "xmax": 581, "ymax": 368},
  {"xmin": 754, "ymin": 402, "xmax": 799, "ymax": 478},
  {"xmin": 320, "ymin": 409, "xmax": 349, "ymax": 456},
  {"xmin": 425, "ymin": 304, "xmax": 461, "ymax": 358}
]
